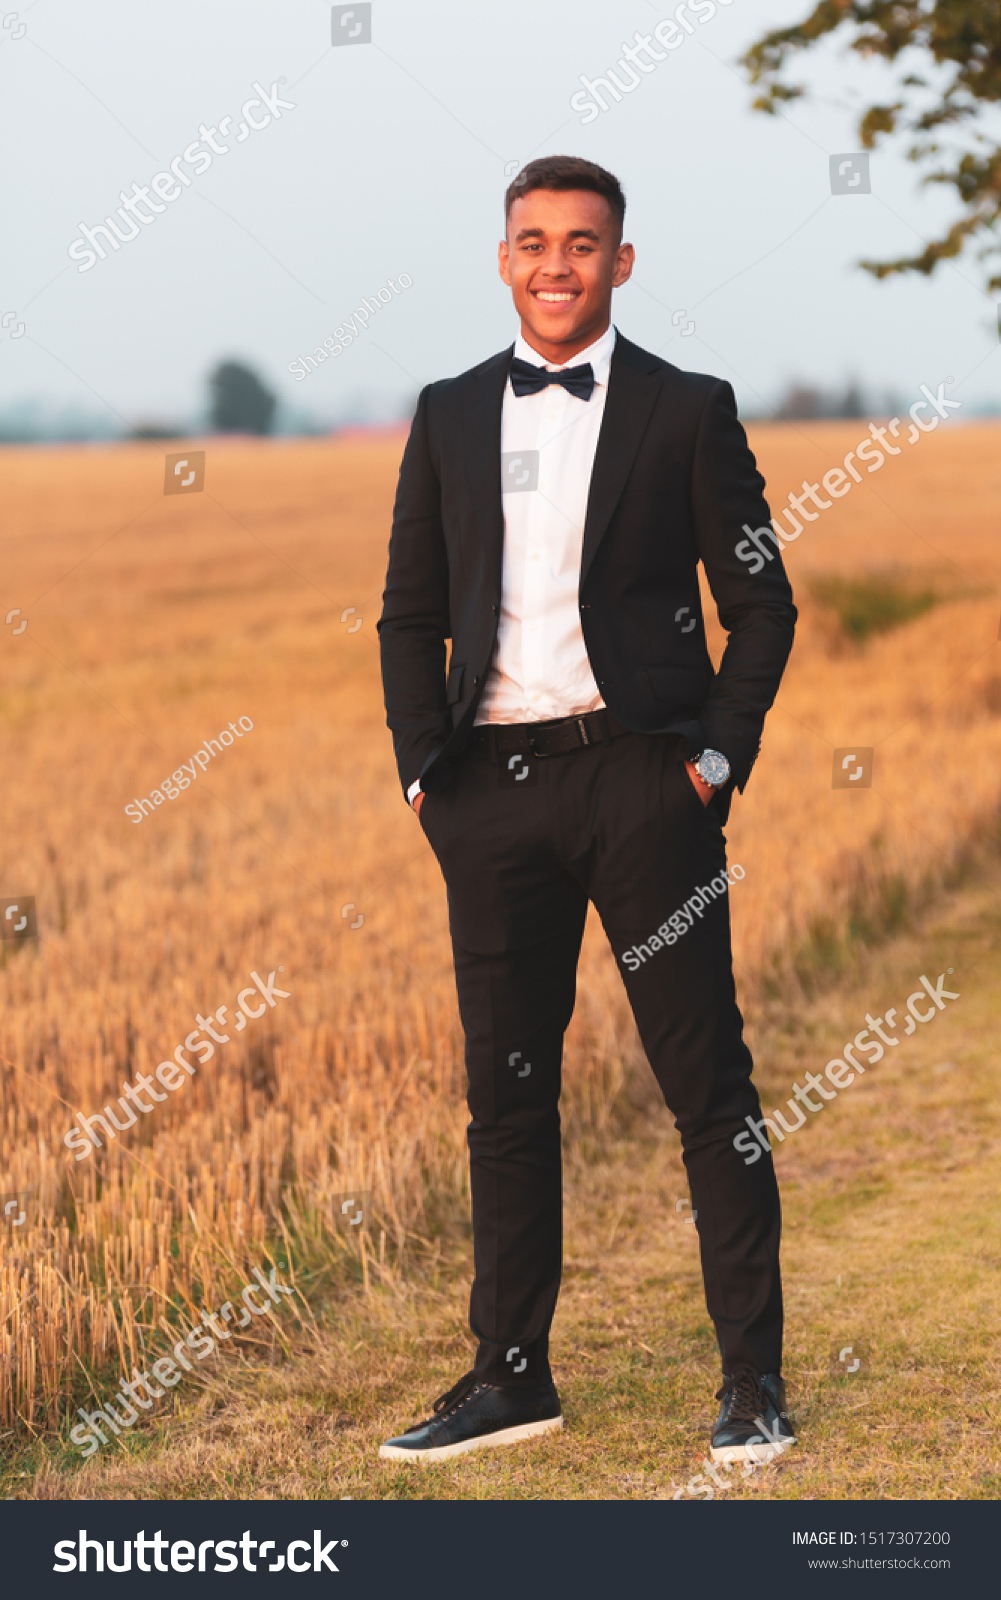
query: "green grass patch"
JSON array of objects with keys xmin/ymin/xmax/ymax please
[{"xmin": 810, "ymin": 573, "xmax": 939, "ymax": 641}]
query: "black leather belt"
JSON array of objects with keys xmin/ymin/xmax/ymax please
[{"xmin": 468, "ymin": 708, "xmax": 632, "ymax": 760}]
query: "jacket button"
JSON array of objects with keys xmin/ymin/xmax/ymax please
[{"xmin": 473, "ymin": 675, "xmax": 479, "ymax": 686}]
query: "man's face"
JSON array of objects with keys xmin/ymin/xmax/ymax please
[{"xmin": 498, "ymin": 188, "xmax": 634, "ymax": 363}]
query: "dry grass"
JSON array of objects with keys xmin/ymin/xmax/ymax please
[
  {"xmin": 0, "ymin": 419, "xmax": 998, "ymax": 1496},
  {"xmin": 20, "ymin": 852, "xmax": 1001, "ymax": 1502}
]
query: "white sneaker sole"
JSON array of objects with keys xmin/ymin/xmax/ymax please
[
  {"xmin": 379, "ymin": 1414, "xmax": 563, "ymax": 1463},
  {"xmin": 711, "ymin": 1435, "xmax": 796, "ymax": 1464}
]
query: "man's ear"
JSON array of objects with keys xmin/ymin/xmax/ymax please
[
  {"xmin": 498, "ymin": 239, "xmax": 512, "ymax": 286},
  {"xmin": 612, "ymin": 242, "xmax": 635, "ymax": 288}
]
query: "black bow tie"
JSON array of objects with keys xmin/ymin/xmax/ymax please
[{"xmin": 509, "ymin": 355, "xmax": 595, "ymax": 402}]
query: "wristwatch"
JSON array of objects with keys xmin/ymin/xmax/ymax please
[{"xmin": 693, "ymin": 749, "xmax": 730, "ymax": 789}]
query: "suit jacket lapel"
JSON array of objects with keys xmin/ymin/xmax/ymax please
[
  {"xmin": 461, "ymin": 346, "xmax": 512, "ymax": 597},
  {"xmin": 581, "ymin": 334, "xmax": 663, "ymax": 585}
]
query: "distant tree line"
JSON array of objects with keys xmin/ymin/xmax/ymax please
[
  {"xmin": 128, "ymin": 360, "xmax": 277, "ymax": 439},
  {"xmin": 770, "ymin": 378, "xmax": 891, "ymax": 420}
]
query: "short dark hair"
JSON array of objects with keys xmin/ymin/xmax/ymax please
[{"xmin": 504, "ymin": 156, "xmax": 625, "ymax": 234}]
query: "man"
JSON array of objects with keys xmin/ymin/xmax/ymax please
[{"xmin": 377, "ymin": 156, "xmax": 796, "ymax": 1467}]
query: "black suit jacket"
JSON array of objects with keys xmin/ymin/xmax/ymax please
[{"xmin": 378, "ymin": 331, "xmax": 796, "ymax": 814}]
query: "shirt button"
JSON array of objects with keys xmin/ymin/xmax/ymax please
[{"xmin": 531, "ymin": 551, "xmax": 540, "ymax": 561}]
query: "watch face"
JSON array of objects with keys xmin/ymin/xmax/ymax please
[{"xmin": 698, "ymin": 750, "xmax": 730, "ymax": 787}]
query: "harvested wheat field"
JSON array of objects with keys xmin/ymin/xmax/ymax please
[{"xmin": 0, "ymin": 416, "xmax": 998, "ymax": 1500}]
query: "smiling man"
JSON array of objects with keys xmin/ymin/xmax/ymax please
[{"xmin": 378, "ymin": 156, "xmax": 797, "ymax": 1467}]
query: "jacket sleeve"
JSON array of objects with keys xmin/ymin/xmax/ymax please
[
  {"xmin": 689, "ymin": 380, "xmax": 797, "ymax": 790},
  {"xmin": 377, "ymin": 387, "xmax": 453, "ymax": 798}
]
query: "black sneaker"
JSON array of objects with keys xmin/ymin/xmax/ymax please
[
  {"xmin": 710, "ymin": 1367, "xmax": 796, "ymax": 1463},
  {"xmin": 379, "ymin": 1370, "xmax": 563, "ymax": 1463},
  {"xmin": 761, "ymin": 1371, "xmax": 796, "ymax": 1450}
]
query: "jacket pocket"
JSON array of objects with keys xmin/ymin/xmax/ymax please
[{"xmin": 446, "ymin": 664, "xmax": 465, "ymax": 706}]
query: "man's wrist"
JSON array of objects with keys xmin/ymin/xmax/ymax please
[
  {"xmin": 692, "ymin": 748, "xmax": 731, "ymax": 789},
  {"xmin": 685, "ymin": 760, "xmax": 716, "ymax": 803}
]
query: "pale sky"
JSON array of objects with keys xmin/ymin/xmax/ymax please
[{"xmin": 1, "ymin": 0, "xmax": 999, "ymax": 432}]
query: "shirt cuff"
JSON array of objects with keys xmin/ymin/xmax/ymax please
[{"xmin": 406, "ymin": 778, "xmax": 422, "ymax": 805}]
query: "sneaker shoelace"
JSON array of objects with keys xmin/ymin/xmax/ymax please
[
  {"xmin": 400, "ymin": 1370, "xmax": 482, "ymax": 1435},
  {"xmin": 433, "ymin": 1370, "xmax": 481, "ymax": 1417},
  {"xmin": 715, "ymin": 1367, "xmax": 765, "ymax": 1427}
]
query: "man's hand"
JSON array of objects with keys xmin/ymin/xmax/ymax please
[
  {"xmin": 684, "ymin": 760, "xmax": 715, "ymax": 807},
  {"xmin": 412, "ymin": 792, "xmax": 425, "ymax": 818}
]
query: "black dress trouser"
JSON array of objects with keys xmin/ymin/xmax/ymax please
[{"xmin": 418, "ymin": 727, "xmax": 782, "ymax": 1388}]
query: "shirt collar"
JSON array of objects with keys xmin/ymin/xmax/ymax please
[{"xmin": 512, "ymin": 322, "xmax": 616, "ymax": 388}]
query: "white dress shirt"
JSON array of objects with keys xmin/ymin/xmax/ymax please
[
  {"xmin": 476, "ymin": 322, "xmax": 615, "ymax": 725},
  {"xmin": 408, "ymin": 323, "xmax": 615, "ymax": 802}
]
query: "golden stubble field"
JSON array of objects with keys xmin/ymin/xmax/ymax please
[{"xmin": 0, "ymin": 416, "xmax": 999, "ymax": 1456}]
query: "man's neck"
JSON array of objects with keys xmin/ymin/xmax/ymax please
[{"xmin": 518, "ymin": 319, "xmax": 610, "ymax": 368}]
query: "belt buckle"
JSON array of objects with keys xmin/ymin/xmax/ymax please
[{"xmin": 526, "ymin": 731, "xmax": 548, "ymax": 759}]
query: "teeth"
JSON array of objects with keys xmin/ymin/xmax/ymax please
[{"xmin": 536, "ymin": 292, "xmax": 577, "ymax": 302}]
